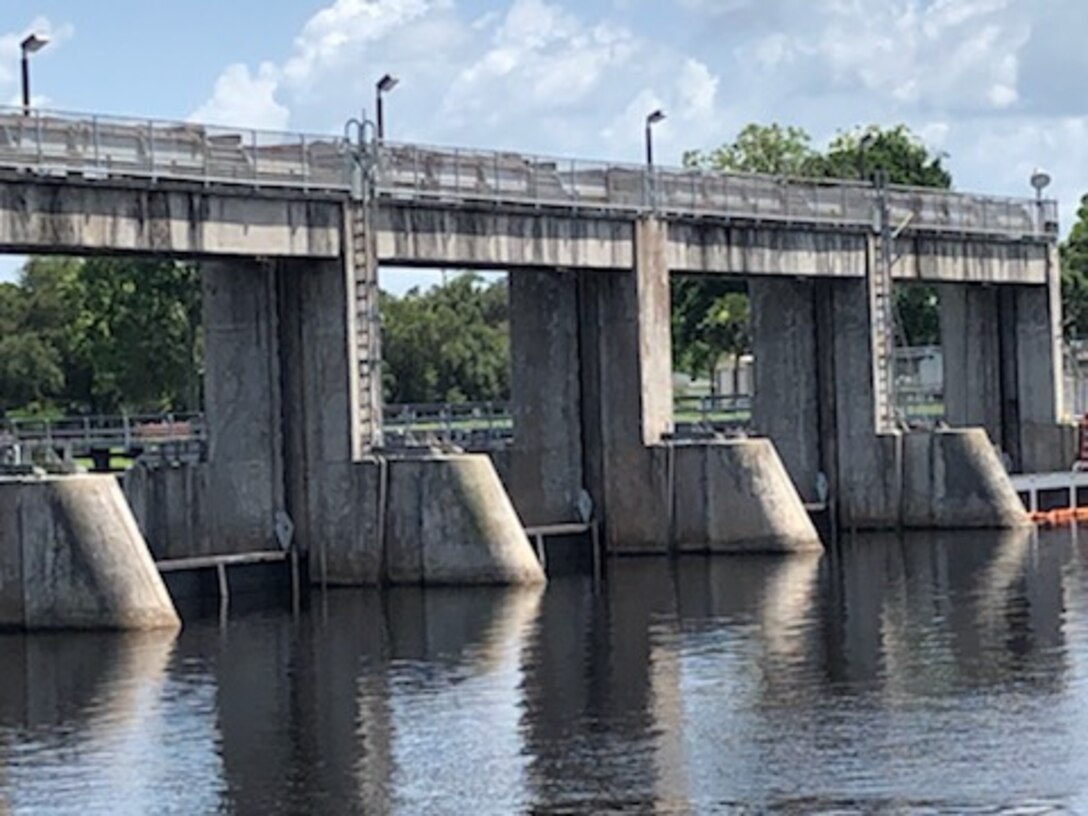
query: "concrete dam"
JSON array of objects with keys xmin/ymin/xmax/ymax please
[{"xmin": 0, "ymin": 107, "xmax": 1066, "ymax": 626}]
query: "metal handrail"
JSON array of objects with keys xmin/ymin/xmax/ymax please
[
  {"xmin": 0, "ymin": 105, "xmax": 1058, "ymax": 238},
  {"xmin": 0, "ymin": 106, "xmax": 351, "ymax": 191}
]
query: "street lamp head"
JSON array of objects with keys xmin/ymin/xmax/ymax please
[
  {"xmin": 377, "ymin": 73, "xmax": 400, "ymax": 93},
  {"xmin": 21, "ymin": 33, "xmax": 49, "ymax": 54},
  {"xmin": 646, "ymin": 109, "xmax": 666, "ymax": 126},
  {"xmin": 1030, "ymin": 167, "xmax": 1052, "ymax": 194}
]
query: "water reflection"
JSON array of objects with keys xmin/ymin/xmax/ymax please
[{"xmin": 2, "ymin": 530, "xmax": 1087, "ymax": 814}]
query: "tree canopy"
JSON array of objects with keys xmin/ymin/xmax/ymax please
[
  {"xmin": 0, "ymin": 257, "xmax": 201, "ymax": 418},
  {"xmin": 380, "ymin": 273, "xmax": 510, "ymax": 404},
  {"xmin": 1061, "ymin": 195, "xmax": 1088, "ymax": 339}
]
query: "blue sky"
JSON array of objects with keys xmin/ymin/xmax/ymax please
[{"xmin": 1, "ymin": 0, "xmax": 1085, "ymax": 289}]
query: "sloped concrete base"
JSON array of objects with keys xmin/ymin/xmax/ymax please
[
  {"xmin": 386, "ymin": 455, "xmax": 546, "ymax": 585},
  {"xmin": 317, "ymin": 454, "xmax": 545, "ymax": 587},
  {"xmin": 0, "ymin": 476, "xmax": 181, "ymax": 631},
  {"xmin": 902, "ymin": 429, "xmax": 1029, "ymax": 529},
  {"xmin": 672, "ymin": 440, "xmax": 824, "ymax": 553}
]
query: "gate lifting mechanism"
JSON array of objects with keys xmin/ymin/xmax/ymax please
[{"xmin": 344, "ymin": 114, "xmax": 378, "ymax": 202}]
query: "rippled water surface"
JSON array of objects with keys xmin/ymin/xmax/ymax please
[{"xmin": 3, "ymin": 528, "xmax": 1088, "ymax": 814}]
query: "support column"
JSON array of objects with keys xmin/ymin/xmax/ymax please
[
  {"xmin": 277, "ymin": 258, "xmax": 364, "ymax": 584},
  {"xmin": 751, "ymin": 273, "xmax": 899, "ymax": 528},
  {"xmin": 1015, "ymin": 272, "xmax": 1065, "ymax": 470},
  {"xmin": 823, "ymin": 278, "xmax": 901, "ymax": 527},
  {"xmin": 940, "ymin": 278, "xmax": 1065, "ymax": 472},
  {"xmin": 578, "ymin": 217, "xmax": 674, "ymax": 552},
  {"xmin": 202, "ymin": 260, "xmax": 284, "ymax": 553},
  {"xmin": 938, "ymin": 285, "xmax": 1003, "ymax": 449},
  {"xmin": 508, "ymin": 269, "xmax": 583, "ymax": 527},
  {"xmin": 750, "ymin": 278, "xmax": 821, "ymax": 502}
]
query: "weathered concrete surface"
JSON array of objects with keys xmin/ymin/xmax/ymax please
[
  {"xmin": 667, "ymin": 224, "xmax": 868, "ymax": 278},
  {"xmin": 0, "ymin": 176, "xmax": 342, "ymax": 258},
  {"xmin": 386, "ymin": 455, "xmax": 545, "ymax": 585},
  {"xmin": 939, "ymin": 284, "xmax": 1004, "ymax": 448},
  {"xmin": 508, "ymin": 269, "xmax": 584, "ymax": 527},
  {"xmin": 121, "ymin": 464, "xmax": 207, "ymax": 561},
  {"xmin": 578, "ymin": 220, "xmax": 674, "ymax": 553},
  {"xmin": 671, "ymin": 440, "xmax": 823, "ymax": 553},
  {"xmin": 0, "ymin": 476, "xmax": 180, "ymax": 630},
  {"xmin": 750, "ymin": 277, "xmax": 822, "ymax": 502},
  {"xmin": 276, "ymin": 258, "xmax": 357, "ymax": 580},
  {"xmin": 901, "ymin": 430, "xmax": 1029, "ymax": 528},
  {"xmin": 895, "ymin": 237, "xmax": 1049, "ymax": 285},
  {"xmin": 375, "ymin": 206, "xmax": 1049, "ymax": 284},
  {"xmin": 940, "ymin": 278, "xmax": 1065, "ymax": 472},
  {"xmin": 751, "ymin": 276, "xmax": 900, "ymax": 528},
  {"xmin": 375, "ymin": 205, "xmax": 634, "ymax": 270},
  {"xmin": 202, "ymin": 260, "xmax": 284, "ymax": 554}
]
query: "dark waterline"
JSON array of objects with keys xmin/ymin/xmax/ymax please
[{"xmin": 2, "ymin": 528, "xmax": 1087, "ymax": 814}]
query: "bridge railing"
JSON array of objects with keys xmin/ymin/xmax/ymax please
[
  {"xmin": 1, "ymin": 412, "xmax": 206, "ymax": 454},
  {"xmin": 0, "ymin": 107, "xmax": 352, "ymax": 191},
  {"xmin": 0, "ymin": 105, "xmax": 1056, "ymax": 237},
  {"xmin": 375, "ymin": 141, "xmax": 1057, "ymax": 238}
]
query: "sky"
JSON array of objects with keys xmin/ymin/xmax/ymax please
[{"xmin": 0, "ymin": 0, "xmax": 1084, "ymax": 290}]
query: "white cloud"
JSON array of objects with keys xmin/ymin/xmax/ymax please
[
  {"xmin": 189, "ymin": 62, "xmax": 288, "ymax": 130},
  {"xmin": 187, "ymin": 0, "xmax": 1088, "ymax": 229}
]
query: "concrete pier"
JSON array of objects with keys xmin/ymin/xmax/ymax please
[
  {"xmin": 506, "ymin": 220, "xmax": 823, "ymax": 554},
  {"xmin": 940, "ymin": 277, "xmax": 1067, "ymax": 472},
  {"xmin": 750, "ymin": 275, "xmax": 1030, "ymax": 530},
  {"xmin": 0, "ymin": 476, "xmax": 180, "ymax": 630}
]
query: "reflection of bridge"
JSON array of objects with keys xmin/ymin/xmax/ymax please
[{"xmin": 0, "ymin": 104, "xmax": 1063, "ymax": 583}]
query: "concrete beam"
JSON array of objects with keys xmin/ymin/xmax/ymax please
[
  {"xmin": 667, "ymin": 223, "xmax": 868, "ymax": 278},
  {"xmin": 374, "ymin": 204, "xmax": 634, "ymax": 270},
  {"xmin": 0, "ymin": 177, "xmax": 342, "ymax": 258},
  {"xmin": 894, "ymin": 237, "xmax": 1049, "ymax": 285}
]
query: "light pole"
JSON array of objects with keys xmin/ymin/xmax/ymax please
[
  {"xmin": 376, "ymin": 74, "xmax": 399, "ymax": 141},
  {"xmin": 1031, "ymin": 167, "xmax": 1052, "ymax": 233},
  {"xmin": 21, "ymin": 33, "xmax": 49, "ymax": 116},
  {"xmin": 858, "ymin": 131, "xmax": 876, "ymax": 182},
  {"xmin": 644, "ymin": 109, "xmax": 665, "ymax": 167}
]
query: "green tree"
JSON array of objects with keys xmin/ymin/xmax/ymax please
[
  {"xmin": 0, "ymin": 256, "xmax": 201, "ymax": 418},
  {"xmin": 672, "ymin": 277, "xmax": 748, "ymax": 392},
  {"xmin": 1061, "ymin": 194, "xmax": 1088, "ymax": 339},
  {"xmin": 381, "ymin": 274, "xmax": 509, "ymax": 404},
  {"xmin": 71, "ymin": 258, "xmax": 202, "ymax": 413},
  {"xmin": 815, "ymin": 125, "xmax": 952, "ymax": 188},
  {"xmin": 684, "ymin": 123, "xmax": 817, "ymax": 176},
  {"xmin": 0, "ymin": 333, "xmax": 64, "ymax": 414}
]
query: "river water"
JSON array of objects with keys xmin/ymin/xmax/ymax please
[{"xmin": 2, "ymin": 528, "xmax": 1087, "ymax": 814}]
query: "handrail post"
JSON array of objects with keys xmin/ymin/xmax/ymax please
[
  {"xmin": 148, "ymin": 119, "xmax": 156, "ymax": 180},
  {"xmin": 92, "ymin": 115, "xmax": 100, "ymax": 169},
  {"xmin": 301, "ymin": 134, "xmax": 308, "ymax": 191}
]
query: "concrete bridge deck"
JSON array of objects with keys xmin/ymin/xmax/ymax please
[{"xmin": 0, "ymin": 107, "xmax": 1055, "ymax": 284}]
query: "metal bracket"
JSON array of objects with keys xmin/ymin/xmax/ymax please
[{"xmin": 274, "ymin": 511, "xmax": 295, "ymax": 552}]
